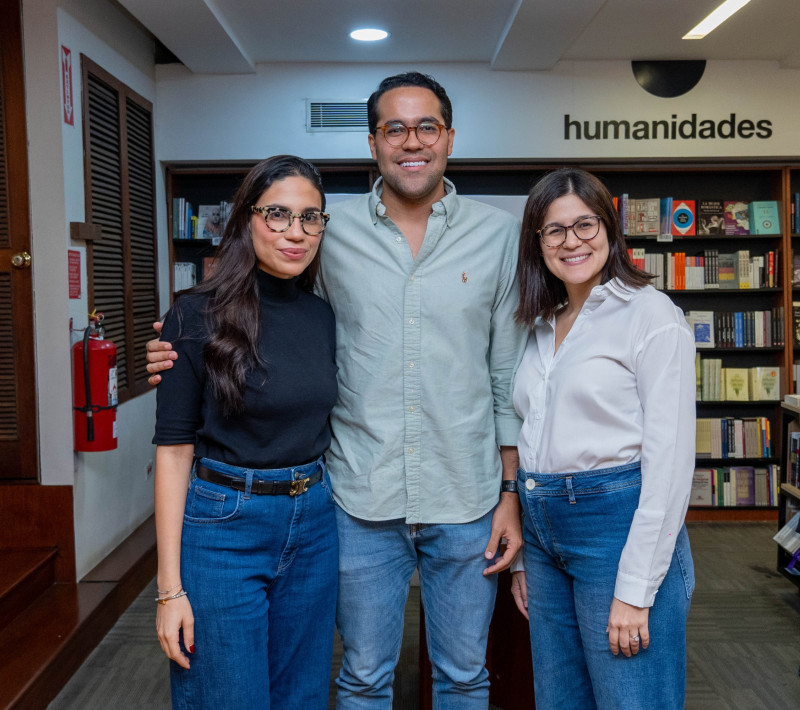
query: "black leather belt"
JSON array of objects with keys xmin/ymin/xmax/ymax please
[{"xmin": 196, "ymin": 463, "xmax": 322, "ymax": 496}]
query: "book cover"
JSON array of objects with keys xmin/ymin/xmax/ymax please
[
  {"xmin": 723, "ymin": 200, "xmax": 750, "ymax": 235},
  {"xmin": 748, "ymin": 200, "xmax": 781, "ymax": 235},
  {"xmin": 671, "ymin": 200, "xmax": 696, "ymax": 236},
  {"xmin": 198, "ymin": 204, "xmax": 224, "ymax": 240},
  {"xmin": 632, "ymin": 198, "xmax": 660, "ymax": 235},
  {"xmin": 732, "ymin": 467, "xmax": 756, "ymax": 506},
  {"xmin": 659, "ymin": 197, "xmax": 673, "ymax": 237},
  {"xmin": 724, "ymin": 368, "xmax": 750, "ymax": 401},
  {"xmin": 690, "ymin": 469, "xmax": 714, "ymax": 506},
  {"xmin": 750, "ymin": 366, "xmax": 780, "ymax": 401},
  {"xmin": 697, "ymin": 200, "xmax": 725, "ymax": 236},
  {"xmin": 718, "ymin": 253, "xmax": 737, "ymax": 289},
  {"xmin": 685, "ymin": 311, "xmax": 715, "ymax": 348}
]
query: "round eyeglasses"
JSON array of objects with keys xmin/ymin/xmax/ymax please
[
  {"xmin": 251, "ymin": 206, "xmax": 329, "ymax": 236},
  {"xmin": 375, "ymin": 121, "xmax": 445, "ymax": 147},
  {"xmin": 538, "ymin": 215, "xmax": 602, "ymax": 248}
]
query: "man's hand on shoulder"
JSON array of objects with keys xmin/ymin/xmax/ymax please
[{"xmin": 146, "ymin": 321, "xmax": 176, "ymax": 386}]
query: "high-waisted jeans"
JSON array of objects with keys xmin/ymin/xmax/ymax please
[
  {"xmin": 170, "ymin": 456, "xmax": 338, "ymax": 710},
  {"xmin": 517, "ymin": 462, "xmax": 694, "ymax": 710}
]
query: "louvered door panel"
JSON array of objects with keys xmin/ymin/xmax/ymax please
[
  {"xmin": 83, "ymin": 58, "xmax": 156, "ymax": 401},
  {"xmin": 86, "ymin": 73, "xmax": 128, "ymax": 391}
]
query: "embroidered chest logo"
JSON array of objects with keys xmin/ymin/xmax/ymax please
[{"xmin": 462, "ymin": 272, "xmax": 468, "ymax": 283}]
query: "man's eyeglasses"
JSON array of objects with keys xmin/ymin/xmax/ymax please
[
  {"xmin": 538, "ymin": 216, "xmax": 602, "ymax": 248},
  {"xmin": 251, "ymin": 206, "xmax": 329, "ymax": 236},
  {"xmin": 375, "ymin": 121, "xmax": 446, "ymax": 147}
]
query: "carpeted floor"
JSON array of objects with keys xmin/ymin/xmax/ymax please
[{"xmin": 48, "ymin": 523, "xmax": 800, "ymax": 709}]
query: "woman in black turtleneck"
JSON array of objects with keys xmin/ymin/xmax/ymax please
[{"xmin": 152, "ymin": 156, "xmax": 338, "ymax": 709}]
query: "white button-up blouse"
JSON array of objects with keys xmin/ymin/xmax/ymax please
[{"xmin": 513, "ymin": 278, "xmax": 696, "ymax": 607}]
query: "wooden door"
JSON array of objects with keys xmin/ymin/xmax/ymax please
[{"xmin": 0, "ymin": 0, "xmax": 38, "ymax": 480}]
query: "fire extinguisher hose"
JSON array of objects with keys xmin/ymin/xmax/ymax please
[{"xmin": 83, "ymin": 325, "xmax": 95, "ymax": 442}]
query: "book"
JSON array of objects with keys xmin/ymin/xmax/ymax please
[
  {"xmin": 631, "ymin": 198, "xmax": 660, "ymax": 236},
  {"xmin": 723, "ymin": 200, "xmax": 750, "ymax": 235},
  {"xmin": 750, "ymin": 367, "xmax": 780, "ymax": 400},
  {"xmin": 732, "ymin": 466, "xmax": 756, "ymax": 506},
  {"xmin": 793, "ymin": 253, "xmax": 800, "ymax": 287},
  {"xmin": 671, "ymin": 200, "xmax": 696, "ymax": 236},
  {"xmin": 724, "ymin": 368, "xmax": 750, "ymax": 401},
  {"xmin": 198, "ymin": 204, "xmax": 225, "ymax": 240},
  {"xmin": 685, "ymin": 311, "xmax": 714, "ymax": 348},
  {"xmin": 697, "ymin": 200, "xmax": 725, "ymax": 236},
  {"xmin": 794, "ymin": 302, "xmax": 800, "ymax": 346},
  {"xmin": 659, "ymin": 197, "xmax": 673, "ymax": 238},
  {"xmin": 748, "ymin": 200, "xmax": 781, "ymax": 234},
  {"xmin": 718, "ymin": 253, "xmax": 737, "ymax": 288},
  {"xmin": 690, "ymin": 469, "xmax": 714, "ymax": 506}
]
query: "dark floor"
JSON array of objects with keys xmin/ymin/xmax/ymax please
[{"xmin": 48, "ymin": 523, "xmax": 800, "ymax": 709}]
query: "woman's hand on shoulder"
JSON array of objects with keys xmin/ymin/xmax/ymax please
[
  {"xmin": 606, "ymin": 597, "xmax": 649, "ymax": 658},
  {"xmin": 156, "ymin": 594, "xmax": 195, "ymax": 669}
]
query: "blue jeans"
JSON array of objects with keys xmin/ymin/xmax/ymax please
[
  {"xmin": 518, "ymin": 462, "xmax": 694, "ymax": 710},
  {"xmin": 170, "ymin": 457, "xmax": 338, "ymax": 710},
  {"xmin": 334, "ymin": 505, "xmax": 498, "ymax": 709}
]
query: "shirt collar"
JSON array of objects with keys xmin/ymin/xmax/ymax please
[
  {"xmin": 540, "ymin": 278, "xmax": 635, "ymax": 329},
  {"xmin": 369, "ymin": 176, "xmax": 459, "ymax": 226}
]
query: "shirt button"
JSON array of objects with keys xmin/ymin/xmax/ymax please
[
  {"xmin": 409, "ymin": 362, "xmax": 415, "ymax": 368},
  {"xmin": 526, "ymin": 479, "xmax": 536, "ymax": 490},
  {"xmin": 409, "ymin": 318, "xmax": 415, "ymax": 324},
  {"xmin": 409, "ymin": 275, "xmax": 415, "ymax": 281},
  {"xmin": 409, "ymin": 406, "xmax": 415, "ymax": 412},
  {"xmin": 409, "ymin": 448, "xmax": 414, "ymax": 453},
  {"xmin": 396, "ymin": 236, "xmax": 402, "ymax": 242}
]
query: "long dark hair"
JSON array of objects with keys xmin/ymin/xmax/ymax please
[
  {"xmin": 183, "ymin": 155, "xmax": 326, "ymax": 416},
  {"xmin": 516, "ymin": 168, "xmax": 651, "ymax": 326}
]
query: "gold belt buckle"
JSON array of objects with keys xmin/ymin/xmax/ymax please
[{"xmin": 290, "ymin": 477, "xmax": 309, "ymax": 496}]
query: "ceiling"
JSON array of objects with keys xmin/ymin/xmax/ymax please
[{"xmin": 115, "ymin": 0, "xmax": 800, "ymax": 75}]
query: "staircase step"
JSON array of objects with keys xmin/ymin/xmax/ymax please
[
  {"xmin": 0, "ymin": 549, "xmax": 57, "ymax": 630},
  {"xmin": 0, "ymin": 581, "xmax": 116, "ymax": 710}
]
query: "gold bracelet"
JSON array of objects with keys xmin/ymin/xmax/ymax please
[{"xmin": 156, "ymin": 589, "xmax": 187, "ymax": 605}]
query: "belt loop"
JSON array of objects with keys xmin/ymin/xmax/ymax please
[
  {"xmin": 244, "ymin": 469, "xmax": 254, "ymax": 500},
  {"xmin": 566, "ymin": 476, "xmax": 576, "ymax": 505}
]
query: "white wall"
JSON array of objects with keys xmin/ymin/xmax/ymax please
[
  {"xmin": 23, "ymin": 0, "xmax": 158, "ymax": 578},
  {"xmin": 154, "ymin": 60, "xmax": 800, "ymax": 162}
]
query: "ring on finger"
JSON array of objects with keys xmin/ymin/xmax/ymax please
[{"xmin": 630, "ymin": 634, "xmax": 640, "ymax": 643}]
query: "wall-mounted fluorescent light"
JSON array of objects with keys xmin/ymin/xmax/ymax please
[
  {"xmin": 683, "ymin": 0, "xmax": 752, "ymax": 39},
  {"xmin": 350, "ymin": 28, "xmax": 389, "ymax": 42}
]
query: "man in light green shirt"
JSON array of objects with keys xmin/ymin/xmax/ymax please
[{"xmin": 322, "ymin": 73, "xmax": 525, "ymax": 708}]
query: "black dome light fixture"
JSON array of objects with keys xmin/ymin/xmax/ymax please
[{"xmin": 631, "ymin": 60, "xmax": 707, "ymax": 98}]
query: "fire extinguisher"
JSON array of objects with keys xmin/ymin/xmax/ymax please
[{"xmin": 72, "ymin": 312, "xmax": 118, "ymax": 452}]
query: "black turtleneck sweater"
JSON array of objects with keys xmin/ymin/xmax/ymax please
[{"xmin": 153, "ymin": 269, "xmax": 337, "ymax": 469}]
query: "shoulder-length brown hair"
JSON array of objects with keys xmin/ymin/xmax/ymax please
[{"xmin": 515, "ymin": 168, "xmax": 651, "ymax": 327}]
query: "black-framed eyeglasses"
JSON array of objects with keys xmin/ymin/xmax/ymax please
[
  {"xmin": 251, "ymin": 206, "xmax": 330, "ymax": 236},
  {"xmin": 375, "ymin": 121, "xmax": 445, "ymax": 146},
  {"xmin": 538, "ymin": 215, "xmax": 602, "ymax": 248}
]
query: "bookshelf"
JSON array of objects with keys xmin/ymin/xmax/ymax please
[{"xmin": 164, "ymin": 159, "xmax": 800, "ymax": 521}]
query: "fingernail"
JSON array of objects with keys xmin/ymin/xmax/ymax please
[{"xmin": 189, "ymin": 645, "xmax": 195, "ymax": 654}]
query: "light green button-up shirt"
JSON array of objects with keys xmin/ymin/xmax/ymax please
[{"xmin": 319, "ymin": 178, "xmax": 525, "ymax": 524}]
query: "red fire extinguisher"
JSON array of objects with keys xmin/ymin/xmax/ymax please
[{"xmin": 72, "ymin": 313, "xmax": 118, "ymax": 451}]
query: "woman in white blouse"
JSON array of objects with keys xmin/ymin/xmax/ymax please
[{"xmin": 510, "ymin": 168, "xmax": 696, "ymax": 710}]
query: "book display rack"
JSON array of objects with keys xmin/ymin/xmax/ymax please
[{"xmin": 165, "ymin": 159, "xmax": 800, "ymax": 525}]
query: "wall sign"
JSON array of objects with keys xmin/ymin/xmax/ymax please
[
  {"xmin": 68, "ymin": 249, "xmax": 81, "ymax": 299},
  {"xmin": 564, "ymin": 113, "xmax": 773, "ymax": 142},
  {"xmin": 61, "ymin": 45, "xmax": 74, "ymax": 126}
]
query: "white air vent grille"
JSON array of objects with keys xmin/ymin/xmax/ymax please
[{"xmin": 306, "ymin": 100, "xmax": 368, "ymax": 132}]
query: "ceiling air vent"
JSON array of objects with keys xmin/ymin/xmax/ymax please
[{"xmin": 306, "ymin": 100, "xmax": 368, "ymax": 132}]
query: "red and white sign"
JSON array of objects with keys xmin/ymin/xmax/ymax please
[
  {"xmin": 68, "ymin": 249, "xmax": 81, "ymax": 299},
  {"xmin": 61, "ymin": 46, "xmax": 74, "ymax": 126}
]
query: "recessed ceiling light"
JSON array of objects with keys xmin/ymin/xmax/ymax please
[
  {"xmin": 350, "ymin": 28, "xmax": 389, "ymax": 42},
  {"xmin": 683, "ymin": 0, "xmax": 752, "ymax": 40}
]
